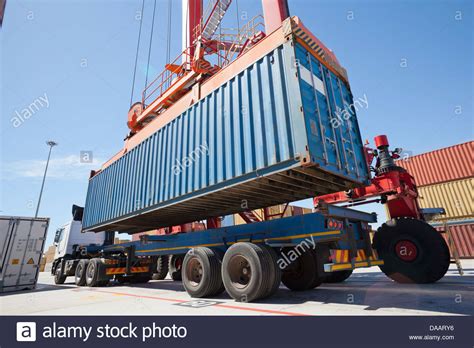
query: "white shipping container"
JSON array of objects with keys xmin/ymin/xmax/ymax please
[{"xmin": 0, "ymin": 216, "xmax": 49, "ymax": 293}]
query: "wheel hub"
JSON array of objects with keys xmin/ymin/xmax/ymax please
[
  {"xmin": 228, "ymin": 255, "xmax": 252, "ymax": 289},
  {"xmin": 186, "ymin": 258, "xmax": 203, "ymax": 286},
  {"xmin": 395, "ymin": 240, "xmax": 418, "ymax": 262}
]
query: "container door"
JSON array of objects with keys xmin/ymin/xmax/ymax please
[
  {"xmin": 295, "ymin": 42, "xmax": 369, "ymax": 184},
  {"xmin": 295, "ymin": 44, "xmax": 342, "ymax": 173},
  {"xmin": 319, "ymin": 65, "xmax": 368, "ymax": 183},
  {"xmin": 1, "ymin": 218, "xmax": 48, "ymax": 290}
]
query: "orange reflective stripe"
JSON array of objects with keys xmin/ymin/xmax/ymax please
[
  {"xmin": 105, "ymin": 267, "xmax": 126, "ymax": 275},
  {"xmin": 131, "ymin": 266, "xmax": 149, "ymax": 273}
]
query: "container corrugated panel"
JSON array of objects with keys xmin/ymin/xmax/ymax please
[
  {"xmin": 83, "ymin": 38, "xmax": 369, "ymax": 233},
  {"xmin": 397, "ymin": 141, "xmax": 473, "ymax": 187},
  {"xmin": 417, "ymin": 178, "xmax": 473, "ymax": 220},
  {"xmin": 0, "ymin": 216, "xmax": 49, "ymax": 292},
  {"xmin": 435, "ymin": 223, "xmax": 474, "ymax": 258}
]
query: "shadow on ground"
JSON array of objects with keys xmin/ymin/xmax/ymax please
[
  {"xmin": 14, "ymin": 270, "xmax": 473, "ymax": 315},
  {"xmin": 107, "ymin": 270, "xmax": 474, "ymax": 315}
]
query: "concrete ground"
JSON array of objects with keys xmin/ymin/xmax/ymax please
[{"xmin": 1, "ymin": 262, "xmax": 472, "ymax": 316}]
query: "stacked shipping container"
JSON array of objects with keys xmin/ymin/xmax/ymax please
[{"xmin": 397, "ymin": 141, "xmax": 473, "ymax": 258}]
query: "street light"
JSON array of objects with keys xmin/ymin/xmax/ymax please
[{"xmin": 34, "ymin": 140, "xmax": 58, "ymax": 218}]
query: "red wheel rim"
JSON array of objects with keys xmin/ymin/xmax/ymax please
[{"xmin": 395, "ymin": 240, "xmax": 418, "ymax": 262}]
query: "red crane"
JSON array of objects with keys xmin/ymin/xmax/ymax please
[
  {"xmin": 314, "ymin": 135, "xmax": 423, "ymax": 220},
  {"xmin": 314, "ymin": 135, "xmax": 451, "ymax": 282},
  {"xmin": 127, "ymin": 0, "xmax": 291, "ymax": 134}
]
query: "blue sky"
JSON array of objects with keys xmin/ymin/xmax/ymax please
[{"xmin": 1, "ymin": 0, "xmax": 472, "ymax": 247}]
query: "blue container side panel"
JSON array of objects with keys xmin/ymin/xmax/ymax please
[
  {"xmin": 82, "ymin": 42, "xmax": 305, "ymax": 230},
  {"xmin": 295, "ymin": 42, "xmax": 369, "ymax": 183}
]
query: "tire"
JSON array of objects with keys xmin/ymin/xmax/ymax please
[
  {"xmin": 324, "ymin": 270, "xmax": 353, "ymax": 283},
  {"xmin": 211, "ymin": 249, "xmax": 226, "ymax": 295},
  {"xmin": 85, "ymin": 258, "xmax": 105, "ymax": 287},
  {"xmin": 309, "ymin": 246, "xmax": 327, "ymax": 289},
  {"xmin": 75, "ymin": 259, "xmax": 89, "ymax": 286},
  {"xmin": 169, "ymin": 255, "xmax": 184, "ymax": 281},
  {"xmin": 54, "ymin": 267, "xmax": 67, "ymax": 285},
  {"xmin": 182, "ymin": 247, "xmax": 224, "ymax": 298},
  {"xmin": 260, "ymin": 245, "xmax": 281, "ymax": 298},
  {"xmin": 152, "ymin": 255, "xmax": 169, "ymax": 280},
  {"xmin": 221, "ymin": 242, "xmax": 272, "ymax": 302},
  {"xmin": 281, "ymin": 248, "xmax": 324, "ymax": 291},
  {"xmin": 373, "ymin": 217, "xmax": 450, "ymax": 283}
]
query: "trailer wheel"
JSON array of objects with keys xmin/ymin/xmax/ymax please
[
  {"xmin": 54, "ymin": 267, "xmax": 67, "ymax": 285},
  {"xmin": 281, "ymin": 248, "xmax": 324, "ymax": 291},
  {"xmin": 222, "ymin": 243, "xmax": 271, "ymax": 302},
  {"xmin": 260, "ymin": 245, "xmax": 281, "ymax": 297},
  {"xmin": 324, "ymin": 270, "xmax": 353, "ymax": 283},
  {"xmin": 373, "ymin": 217, "xmax": 450, "ymax": 283},
  {"xmin": 169, "ymin": 255, "xmax": 184, "ymax": 281},
  {"xmin": 85, "ymin": 258, "xmax": 105, "ymax": 287},
  {"xmin": 74, "ymin": 259, "xmax": 89, "ymax": 286},
  {"xmin": 182, "ymin": 247, "xmax": 224, "ymax": 298},
  {"xmin": 152, "ymin": 255, "xmax": 169, "ymax": 280}
]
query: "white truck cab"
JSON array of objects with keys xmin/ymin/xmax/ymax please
[
  {"xmin": 53, "ymin": 220, "xmax": 106, "ymax": 259},
  {"xmin": 51, "ymin": 205, "xmax": 109, "ymax": 282}
]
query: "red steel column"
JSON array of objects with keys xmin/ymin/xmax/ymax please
[
  {"xmin": 182, "ymin": 0, "xmax": 203, "ymax": 64},
  {"xmin": 262, "ymin": 0, "xmax": 290, "ymax": 34}
]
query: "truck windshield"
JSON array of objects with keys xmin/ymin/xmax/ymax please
[{"xmin": 54, "ymin": 227, "xmax": 65, "ymax": 244}]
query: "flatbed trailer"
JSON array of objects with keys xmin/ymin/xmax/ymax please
[{"xmin": 53, "ymin": 204, "xmax": 384, "ymax": 302}]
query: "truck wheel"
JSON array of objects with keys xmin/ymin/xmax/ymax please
[
  {"xmin": 169, "ymin": 255, "xmax": 184, "ymax": 281},
  {"xmin": 222, "ymin": 242, "xmax": 271, "ymax": 302},
  {"xmin": 85, "ymin": 258, "xmax": 105, "ymax": 287},
  {"xmin": 281, "ymin": 248, "xmax": 324, "ymax": 291},
  {"xmin": 324, "ymin": 270, "xmax": 353, "ymax": 283},
  {"xmin": 182, "ymin": 247, "xmax": 224, "ymax": 298},
  {"xmin": 260, "ymin": 245, "xmax": 281, "ymax": 298},
  {"xmin": 373, "ymin": 217, "xmax": 450, "ymax": 283},
  {"xmin": 75, "ymin": 259, "xmax": 89, "ymax": 286},
  {"xmin": 54, "ymin": 267, "xmax": 67, "ymax": 285},
  {"xmin": 152, "ymin": 255, "xmax": 169, "ymax": 280}
]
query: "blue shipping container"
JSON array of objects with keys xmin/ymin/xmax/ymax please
[{"xmin": 83, "ymin": 38, "xmax": 369, "ymax": 233}]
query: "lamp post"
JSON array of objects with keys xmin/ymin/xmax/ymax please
[{"xmin": 35, "ymin": 140, "xmax": 58, "ymax": 218}]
